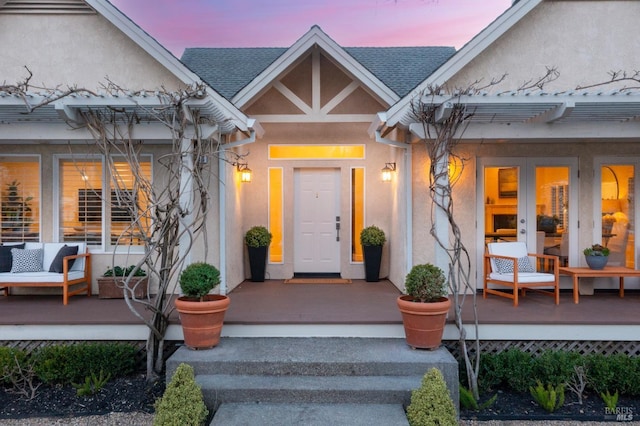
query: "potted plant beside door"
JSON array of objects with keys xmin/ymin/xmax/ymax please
[
  {"xmin": 174, "ymin": 262, "xmax": 229, "ymax": 350},
  {"xmin": 245, "ymin": 226, "xmax": 272, "ymax": 282},
  {"xmin": 396, "ymin": 263, "xmax": 451, "ymax": 349},
  {"xmin": 360, "ymin": 225, "xmax": 386, "ymax": 282}
]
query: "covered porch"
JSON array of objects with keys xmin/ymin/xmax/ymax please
[{"xmin": 1, "ymin": 280, "xmax": 639, "ymax": 354}]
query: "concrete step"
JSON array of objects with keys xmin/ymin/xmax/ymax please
[
  {"xmin": 166, "ymin": 337, "xmax": 459, "ymax": 419},
  {"xmin": 210, "ymin": 403, "xmax": 409, "ymax": 426},
  {"xmin": 198, "ymin": 374, "xmax": 423, "ymax": 405},
  {"xmin": 167, "ymin": 337, "xmax": 457, "ymax": 377}
]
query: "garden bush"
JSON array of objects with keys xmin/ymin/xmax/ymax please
[
  {"xmin": 32, "ymin": 342, "xmax": 136, "ymax": 384},
  {"xmin": 0, "ymin": 347, "xmax": 27, "ymax": 384},
  {"xmin": 154, "ymin": 363, "xmax": 208, "ymax": 426},
  {"xmin": 477, "ymin": 348, "xmax": 640, "ymax": 398},
  {"xmin": 406, "ymin": 368, "xmax": 457, "ymax": 426}
]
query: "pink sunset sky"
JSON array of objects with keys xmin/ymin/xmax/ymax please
[{"xmin": 109, "ymin": 0, "xmax": 513, "ymax": 57}]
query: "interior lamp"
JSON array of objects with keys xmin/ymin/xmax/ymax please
[
  {"xmin": 237, "ymin": 163, "xmax": 252, "ymax": 183},
  {"xmin": 381, "ymin": 162, "xmax": 396, "ymax": 182}
]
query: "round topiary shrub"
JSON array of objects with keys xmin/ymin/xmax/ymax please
[
  {"xmin": 360, "ymin": 225, "xmax": 386, "ymax": 246},
  {"xmin": 154, "ymin": 363, "xmax": 208, "ymax": 426},
  {"xmin": 404, "ymin": 263, "xmax": 447, "ymax": 303},
  {"xmin": 244, "ymin": 226, "xmax": 272, "ymax": 248},
  {"xmin": 179, "ymin": 262, "xmax": 221, "ymax": 301},
  {"xmin": 406, "ymin": 368, "xmax": 457, "ymax": 426}
]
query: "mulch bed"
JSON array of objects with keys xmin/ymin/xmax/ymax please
[
  {"xmin": 461, "ymin": 388, "xmax": 639, "ymax": 422},
  {"xmin": 0, "ymin": 374, "xmax": 164, "ymax": 419}
]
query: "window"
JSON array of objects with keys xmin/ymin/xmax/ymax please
[
  {"xmin": 58, "ymin": 156, "xmax": 151, "ymax": 248},
  {"xmin": 268, "ymin": 168, "xmax": 283, "ymax": 263},
  {"xmin": 0, "ymin": 157, "xmax": 40, "ymax": 242},
  {"xmin": 351, "ymin": 167, "xmax": 364, "ymax": 262}
]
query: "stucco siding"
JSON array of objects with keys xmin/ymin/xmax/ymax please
[
  {"xmin": 1, "ymin": 14, "xmax": 183, "ymax": 91},
  {"xmin": 449, "ymin": 1, "xmax": 640, "ymax": 92}
]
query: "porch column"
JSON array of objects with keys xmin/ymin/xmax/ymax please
[
  {"xmin": 178, "ymin": 136, "xmax": 194, "ymax": 269},
  {"xmin": 433, "ymin": 147, "xmax": 450, "ymax": 279}
]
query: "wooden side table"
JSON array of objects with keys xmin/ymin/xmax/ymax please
[{"xmin": 558, "ymin": 266, "xmax": 639, "ymax": 303}]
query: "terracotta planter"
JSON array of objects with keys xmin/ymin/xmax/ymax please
[
  {"xmin": 97, "ymin": 277, "xmax": 148, "ymax": 299},
  {"xmin": 396, "ymin": 295, "xmax": 451, "ymax": 350},
  {"xmin": 175, "ymin": 294, "xmax": 230, "ymax": 350}
]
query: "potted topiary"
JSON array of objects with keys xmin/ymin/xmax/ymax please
[
  {"xmin": 396, "ymin": 264, "xmax": 451, "ymax": 349},
  {"xmin": 583, "ymin": 244, "xmax": 610, "ymax": 270},
  {"xmin": 245, "ymin": 226, "xmax": 272, "ymax": 282},
  {"xmin": 360, "ymin": 225, "xmax": 386, "ymax": 282},
  {"xmin": 174, "ymin": 262, "xmax": 229, "ymax": 350},
  {"xmin": 97, "ymin": 265, "xmax": 148, "ymax": 299}
]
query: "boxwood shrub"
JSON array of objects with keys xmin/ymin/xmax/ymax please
[{"xmin": 33, "ymin": 342, "xmax": 137, "ymax": 384}]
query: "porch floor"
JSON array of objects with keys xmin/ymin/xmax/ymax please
[{"xmin": 1, "ymin": 280, "xmax": 639, "ymax": 341}]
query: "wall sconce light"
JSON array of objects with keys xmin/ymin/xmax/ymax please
[
  {"xmin": 381, "ymin": 162, "xmax": 396, "ymax": 182},
  {"xmin": 237, "ymin": 163, "xmax": 252, "ymax": 182}
]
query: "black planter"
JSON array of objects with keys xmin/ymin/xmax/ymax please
[
  {"xmin": 248, "ymin": 246, "xmax": 268, "ymax": 282},
  {"xmin": 363, "ymin": 245, "xmax": 383, "ymax": 282}
]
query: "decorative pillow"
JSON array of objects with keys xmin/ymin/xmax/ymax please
[
  {"xmin": 49, "ymin": 245, "xmax": 79, "ymax": 273},
  {"xmin": 10, "ymin": 248, "xmax": 44, "ymax": 273},
  {"xmin": 0, "ymin": 243, "xmax": 25, "ymax": 272},
  {"xmin": 494, "ymin": 256, "xmax": 535, "ymax": 274}
]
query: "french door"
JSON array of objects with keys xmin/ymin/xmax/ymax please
[{"xmin": 477, "ymin": 157, "xmax": 578, "ymax": 285}]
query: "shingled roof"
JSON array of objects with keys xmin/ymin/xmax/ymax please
[{"xmin": 181, "ymin": 46, "xmax": 455, "ymax": 101}]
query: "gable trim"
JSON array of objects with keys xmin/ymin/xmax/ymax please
[{"xmin": 232, "ymin": 26, "xmax": 399, "ymax": 109}]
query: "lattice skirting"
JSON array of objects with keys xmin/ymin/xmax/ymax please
[{"xmin": 443, "ymin": 340, "xmax": 640, "ymax": 360}]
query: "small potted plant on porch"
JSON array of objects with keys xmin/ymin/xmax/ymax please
[
  {"xmin": 174, "ymin": 262, "xmax": 230, "ymax": 350},
  {"xmin": 583, "ymin": 244, "xmax": 610, "ymax": 270},
  {"xmin": 360, "ymin": 225, "xmax": 386, "ymax": 282},
  {"xmin": 245, "ymin": 225, "xmax": 272, "ymax": 282},
  {"xmin": 97, "ymin": 265, "xmax": 148, "ymax": 299},
  {"xmin": 396, "ymin": 263, "xmax": 451, "ymax": 349}
]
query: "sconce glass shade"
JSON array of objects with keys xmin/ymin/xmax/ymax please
[
  {"xmin": 381, "ymin": 162, "xmax": 396, "ymax": 182},
  {"xmin": 237, "ymin": 164, "xmax": 252, "ymax": 183}
]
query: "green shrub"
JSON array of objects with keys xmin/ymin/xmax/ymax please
[
  {"xmin": 532, "ymin": 350, "xmax": 582, "ymax": 387},
  {"xmin": 33, "ymin": 342, "xmax": 136, "ymax": 384},
  {"xmin": 478, "ymin": 352, "xmax": 504, "ymax": 392},
  {"xmin": 179, "ymin": 262, "xmax": 221, "ymax": 300},
  {"xmin": 154, "ymin": 363, "xmax": 208, "ymax": 426},
  {"xmin": 359, "ymin": 225, "xmax": 386, "ymax": 246},
  {"xmin": 585, "ymin": 353, "xmax": 640, "ymax": 396},
  {"xmin": 0, "ymin": 347, "xmax": 27, "ymax": 384},
  {"xmin": 244, "ymin": 226, "xmax": 272, "ymax": 248},
  {"xmin": 529, "ymin": 380, "xmax": 565, "ymax": 412},
  {"xmin": 500, "ymin": 349, "xmax": 535, "ymax": 393},
  {"xmin": 404, "ymin": 263, "xmax": 447, "ymax": 303},
  {"xmin": 406, "ymin": 368, "xmax": 457, "ymax": 426}
]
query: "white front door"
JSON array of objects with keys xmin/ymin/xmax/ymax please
[{"xmin": 293, "ymin": 168, "xmax": 341, "ymax": 274}]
